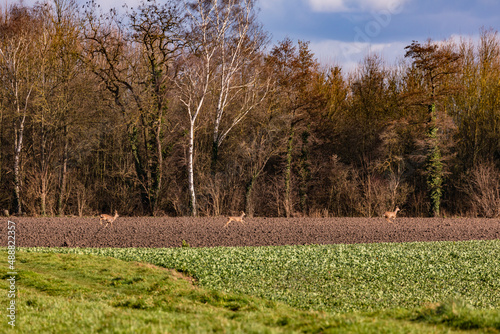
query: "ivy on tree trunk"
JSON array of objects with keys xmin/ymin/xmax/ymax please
[{"xmin": 426, "ymin": 103, "xmax": 443, "ymax": 217}]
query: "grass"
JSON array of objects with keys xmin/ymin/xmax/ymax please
[
  {"xmin": 25, "ymin": 240, "xmax": 500, "ymax": 312},
  {"xmin": 1, "ymin": 240, "xmax": 499, "ymax": 333},
  {"xmin": 0, "ymin": 251, "xmax": 460, "ymax": 334}
]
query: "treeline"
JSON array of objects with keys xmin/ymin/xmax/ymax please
[{"xmin": 1, "ymin": 0, "xmax": 500, "ymax": 218}]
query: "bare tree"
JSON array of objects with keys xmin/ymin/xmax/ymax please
[
  {"xmin": 202, "ymin": 0, "xmax": 269, "ymax": 173},
  {"xmin": 176, "ymin": 0, "xmax": 269, "ymax": 216},
  {"xmin": 51, "ymin": 0, "xmax": 82, "ymax": 216},
  {"xmin": 462, "ymin": 161, "xmax": 500, "ymax": 218},
  {"xmin": 240, "ymin": 125, "xmax": 280, "ymax": 216},
  {"xmin": 0, "ymin": 5, "xmax": 39, "ymax": 214},
  {"xmin": 82, "ymin": 0, "xmax": 183, "ymax": 215},
  {"xmin": 175, "ymin": 52, "xmax": 211, "ymax": 216},
  {"xmin": 21, "ymin": 0, "xmax": 82, "ymax": 216}
]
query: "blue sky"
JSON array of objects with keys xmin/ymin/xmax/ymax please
[
  {"xmin": 258, "ymin": 0, "xmax": 500, "ymax": 71},
  {"xmin": 5, "ymin": 0, "xmax": 500, "ymax": 72}
]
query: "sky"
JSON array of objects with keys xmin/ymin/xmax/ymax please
[
  {"xmin": 258, "ymin": 0, "xmax": 500, "ymax": 72},
  {"xmin": 4, "ymin": 0, "xmax": 500, "ymax": 73}
]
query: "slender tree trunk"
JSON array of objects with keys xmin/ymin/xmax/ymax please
[
  {"xmin": 188, "ymin": 121, "xmax": 197, "ymax": 217},
  {"xmin": 128, "ymin": 124, "xmax": 150, "ymax": 214},
  {"xmin": 40, "ymin": 115, "xmax": 47, "ymax": 216},
  {"xmin": 211, "ymin": 140, "xmax": 219, "ymax": 176},
  {"xmin": 473, "ymin": 121, "xmax": 479, "ymax": 167},
  {"xmin": 211, "ymin": 104, "xmax": 222, "ymax": 176},
  {"xmin": 13, "ymin": 113, "xmax": 26, "ymax": 215},
  {"xmin": 284, "ymin": 123, "xmax": 294, "ymax": 218},
  {"xmin": 40, "ymin": 178, "xmax": 47, "ymax": 216},
  {"xmin": 245, "ymin": 174, "xmax": 258, "ymax": 217},
  {"xmin": 298, "ymin": 127, "xmax": 310, "ymax": 215},
  {"xmin": 152, "ymin": 113, "xmax": 163, "ymax": 216},
  {"xmin": 58, "ymin": 126, "xmax": 69, "ymax": 216},
  {"xmin": 245, "ymin": 182, "xmax": 254, "ymax": 217}
]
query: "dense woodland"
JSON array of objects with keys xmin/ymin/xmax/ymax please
[{"xmin": 1, "ymin": 0, "xmax": 500, "ymax": 218}]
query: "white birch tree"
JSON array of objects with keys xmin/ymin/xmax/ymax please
[
  {"xmin": 175, "ymin": 1, "xmax": 215, "ymax": 215},
  {"xmin": 0, "ymin": 6, "xmax": 39, "ymax": 215},
  {"xmin": 204, "ymin": 0, "xmax": 269, "ymax": 172},
  {"xmin": 177, "ymin": 0, "xmax": 269, "ymax": 216}
]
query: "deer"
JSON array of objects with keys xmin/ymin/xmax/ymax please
[
  {"xmin": 100, "ymin": 210, "xmax": 119, "ymax": 227},
  {"xmin": 225, "ymin": 211, "xmax": 245, "ymax": 227},
  {"xmin": 384, "ymin": 206, "xmax": 400, "ymax": 223}
]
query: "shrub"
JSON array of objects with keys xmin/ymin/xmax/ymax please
[{"xmin": 463, "ymin": 161, "xmax": 500, "ymax": 217}]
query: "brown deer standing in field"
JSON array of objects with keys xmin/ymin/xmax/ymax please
[
  {"xmin": 384, "ymin": 207, "xmax": 400, "ymax": 223},
  {"xmin": 100, "ymin": 210, "xmax": 119, "ymax": 227},
  {"xmin": 225, "ymin": 212, "xmax": 245, "ymax": 227}
]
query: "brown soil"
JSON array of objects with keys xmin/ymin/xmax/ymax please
[{"xmin": 2, "ymin": 216, "xmax": 499, "ymax": 248}]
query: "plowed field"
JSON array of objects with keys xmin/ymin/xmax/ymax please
[{"xmin": 2, "ymin": 216, "xmax": 499, "ymax": 248}]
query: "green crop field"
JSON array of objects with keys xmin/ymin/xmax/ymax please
[{"xmin": 2, "ymin": 240, "xmax": 499, "ymax": 333}]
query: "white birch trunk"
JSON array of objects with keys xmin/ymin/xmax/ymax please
[
  {"xmin": 188, "ymin": 121, "xmax": 197, "ymax": 217},
  {"xmin": 13, "ymin": 113, "xmax": 25, "ymax": 215}
]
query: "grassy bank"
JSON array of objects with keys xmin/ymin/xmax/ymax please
[
  {"xmin": 25, "ymin": 240, "xmax": 500, "ymax": 312},
  {"xmin": 2, "ymin": 240, "xmax": 499, "ymax": 333}
]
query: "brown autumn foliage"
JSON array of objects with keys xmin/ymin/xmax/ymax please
[{"xmin": 1, "ymin": 1, "xmax": 500, "ymax": 218}]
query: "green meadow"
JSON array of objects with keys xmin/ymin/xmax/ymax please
[{"xmin": 1, "ymin": 240, "xmax": 499, "ymax": 333}]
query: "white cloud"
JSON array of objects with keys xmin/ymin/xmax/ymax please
[
  {"xmin": 308, "ymin": 0, "xmax": 348, "ymax": 12},
  {"xmin": 309, "ymin": 39, "xmax": 407, "ymax": 73},
  {"xmin": 307, "ymin": 0, "xmax": 408, "ymax": 13}
]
